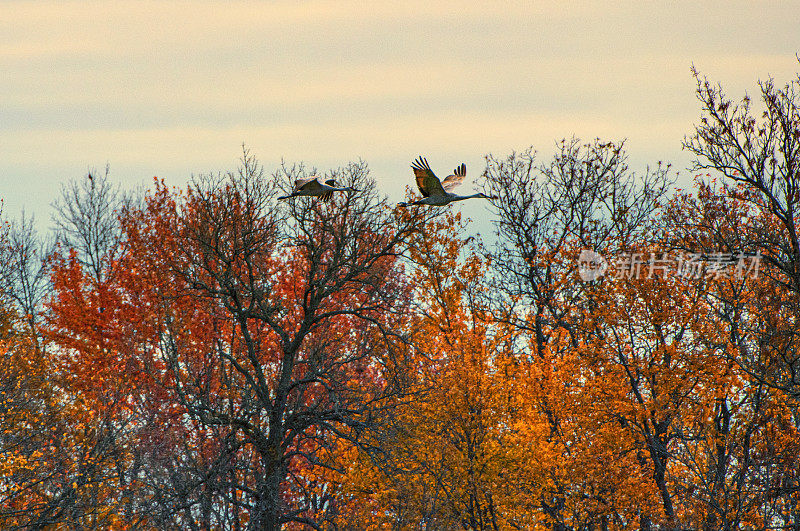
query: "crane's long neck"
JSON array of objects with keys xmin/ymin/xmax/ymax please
[{"xmin": 455, "ymin": 193, "xmax": 487, "ymax": 201}]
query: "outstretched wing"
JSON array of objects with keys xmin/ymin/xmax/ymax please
[
  {"xmin": 441, "ymin": 163, "xmax": 466, "ymax": 191},
  {"xmin": 411, "ymin": 156, "xmax": 446, "ymax": 197},
  {"xmin": 319, "ymin": 179, "xmax": 339, "ymax": 202},
  {"xmin": 293, "ymin": 176, "xmax": 323, "ymax": 193}
]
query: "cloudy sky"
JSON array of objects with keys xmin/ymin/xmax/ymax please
[{"xmin": 2, "ymin": 1, "xmax": 799, "ymax": 229}]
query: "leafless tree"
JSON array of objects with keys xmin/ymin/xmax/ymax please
[
  {"xmin": 480, "ymin": 138, "xmax": 672, "ymax": 355},
  {"xmin": 51, "ymin": 164, "xmax": 132, "ymax": 284},
  {"xmin": 0, "ymin": 213, "xmax": 54, "ymax": 338},
  {"xmin": 683, "ymin": 64, "xmax": 800, "ymax": 290}
]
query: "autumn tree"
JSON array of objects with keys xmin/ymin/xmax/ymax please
[
  {"xmin": 678, "ymin": 65, "xmax": 800, "ymax": 525},
  {"xmin": 333, "ymin": 209, "xmax": 552, "ymax": 530},
  {"xmin": 661, "ymin": 183, "xmax": 800, "ymax": 528},
  {"xmin": 683, "ymin": 64, "xmax": 800, "ymax": 399},
  {"xmin": 48, "ymin": 151, "xmax": 435, "ymax": 529},
  {"xmin": 472, "ymin": 136, "xmax": 798, "ymax": 529},
  {"xmin": 475, "ymin": 139, "xmax": 673, "ymax": 529},
  {"xmin": 1, "ymin": 192, "xmax": 136, "ymax": 529}
]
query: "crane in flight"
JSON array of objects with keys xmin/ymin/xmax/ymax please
[
  {"xmin": 278, "ymin": 176, "xmax": 358, "ymax": 202},
  {"xmin": 397, "ymin": 156, "xmax": 494, "ymax": 207}
]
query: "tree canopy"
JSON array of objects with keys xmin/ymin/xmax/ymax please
[{"xmin": 2, "ymin": 66, "xmax": 800, "ymax": 530}]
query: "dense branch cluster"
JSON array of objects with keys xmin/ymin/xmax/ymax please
[{"xmin": 2, "ymin": 68, "xmax": 800, "ymax": 530}]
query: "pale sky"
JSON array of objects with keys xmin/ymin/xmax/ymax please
[{"xmin": 2, "ymin": 1, "xmax": 799, "ymax": 231}]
